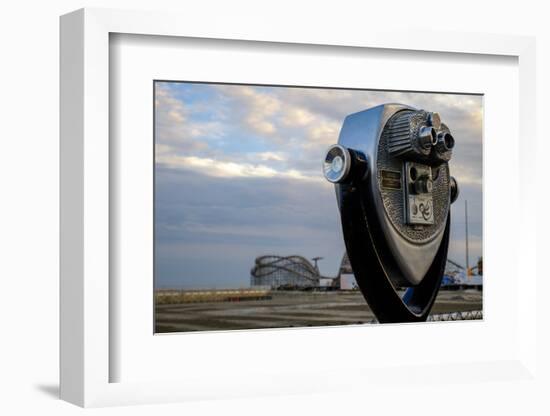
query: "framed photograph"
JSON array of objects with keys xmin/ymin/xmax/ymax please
[{"xmin": 60, "ymin": 8, "xmax": 537, "ymax": 408}]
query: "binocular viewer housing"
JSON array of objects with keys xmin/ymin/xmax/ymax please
[{"xmin": 323, "ymin": 104, "xmax": 459, "ymax": 322}]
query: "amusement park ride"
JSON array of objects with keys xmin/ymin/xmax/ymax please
[
  {"xmin": 442, "ymin": 257, "xmax": 483, "ymax": 290},
  {"xmin": 323, "ymin": 104, "xmax": 461, "ymax": 323}
]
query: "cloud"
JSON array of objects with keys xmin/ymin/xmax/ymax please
[
  {"xmin": 450, "ymin": 161, "xmax": 483, "ymax": 187},
  {"xmin": 211, "ymin": 84, "xmax": 346, "ymax": 149},
  {"xmin": 156, "ymin": 150, "xmax": 322, "ymax": 183},
  {"xmin": 155, "ymin": 82, "xmax": 222, "ymax": 153},
  {"xmin": 156, "ymin": 82, "xmax": 483, "ymax": 185},
  {"xmin": 281, "ymin": 107, "xmax": 316, "ymax": 127},
  {"xmin": 157, "ymin": 153, "xmax": 278, "ymax": 178},
  {"xmin": 213, "ymin": 85, "xmax": 281, "ymax": 136},
  {"xmin": 256, "ymin": 151, "xmax": 286, "ymax": 162},
  {"xmin": 155, "ymin": 166, "xmax": 345, "ymax": 285}
]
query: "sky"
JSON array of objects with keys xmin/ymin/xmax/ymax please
[{"xmin": 154, "ymin": 81, "xmax": 483, "ymax": 289}]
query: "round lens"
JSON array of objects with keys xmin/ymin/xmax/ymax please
[
  {"xmin": 331, "ymin": 156, "xmax": 344, "ymax": 174},
  {"xmin": 322, "ymin": 144, "xmax": 351, "ymax": 183}
]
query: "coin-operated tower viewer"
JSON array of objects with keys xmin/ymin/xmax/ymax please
[{"xmin": 323, "ymin": 104, "xmax": 459, "ymax": 323}]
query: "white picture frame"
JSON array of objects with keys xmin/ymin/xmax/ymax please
[{"xmin": 60, "ymin": 8, "xmax": 538, "ymax": 408}]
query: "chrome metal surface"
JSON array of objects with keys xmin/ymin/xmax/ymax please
[
  {"xmin": 418, "ymin": 126, "xmax": 437, "ymax": 148},
  {"xmin": 432, "ymin": 123, "xmax": 454, "ymax": 163},
  {"xmin": 336, "ymin": 104, "xmax": 446, "ymax": 285}
]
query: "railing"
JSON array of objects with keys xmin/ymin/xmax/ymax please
[
  {"xmin": 369, "ymin": 310, "xmax": 483, "ymax": 323},
  {"xmin": 428, "ymin": 310, "xmax": 483, "ymax": 321}
]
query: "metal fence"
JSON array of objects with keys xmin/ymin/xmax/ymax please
[
  {"xmin": 427, "ymin": 310, "xmax": 483, "ymax": 321},
  {"xmin": 369, "ymin": 310, "xmax": 483, "ymax": 323}
]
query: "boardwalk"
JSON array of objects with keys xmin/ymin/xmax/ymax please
[{"xmin": 155, "ymin": 289, "xmax": 482, "ymax": 333}]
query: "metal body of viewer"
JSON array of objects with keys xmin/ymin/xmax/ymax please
[{"xmin": 323, "ymin": 104, "xmax": 459, "ymax": 323}]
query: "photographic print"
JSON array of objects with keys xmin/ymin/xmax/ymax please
[{"xmin": 154, "ymin": 81, "xmax": 482, "ymax": 332}]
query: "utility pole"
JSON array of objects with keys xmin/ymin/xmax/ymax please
[{"xmin": 465, "ymin": 199, "xmax": 470, "ymax": 277}]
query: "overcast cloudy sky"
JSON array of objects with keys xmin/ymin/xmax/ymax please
[{"xmin": 154, "ymin": 81, "xmax": 483, "ymax": 289}]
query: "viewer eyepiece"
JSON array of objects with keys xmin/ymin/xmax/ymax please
[
  {"xmin": 418, "ymin": 126, "xmax": 438, "ymax": 149},
  {"xmin": 437, "ymin": 132, "xmax": 455, "ymax": 151}
]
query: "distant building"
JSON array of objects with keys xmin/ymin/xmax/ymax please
[
  {"xmin": 440, "ymin": 259, "xmax": 483, "ymax": 290},
  {"xmin": 339, "ymin": 253, "xmax": 353, "ymax": 274},
  {"xmin": 337, "ymin": 253, "xmax": 358, "ymax": 290},
  {"xmin": 318, "ymin": 278, "xmax": 335, "ymax": 288}
]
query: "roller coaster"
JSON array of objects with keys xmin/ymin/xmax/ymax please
[
  {"xmin": 441, "ymin": 258, "xmax": 483, "ymax": 290},
  {"xmin": 250, "ymin": 255, "xmax": 333, "ymax": 289},
  {"xmin": 250, "ymin": 253, "xmax": 482, "ymax": 291}
]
